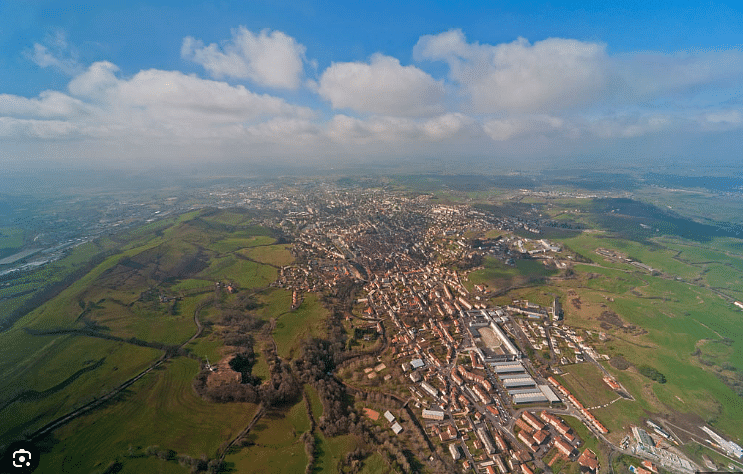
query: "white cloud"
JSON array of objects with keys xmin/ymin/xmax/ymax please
[
  {"xmin": 182, "ymin": 27, "xmax": 306, "ymax": 89},
  {"xmin": 325, "ymin": 113, "xmax": 475, "ymax": 144},
  {"xmin": 0, "ymin": 117, "xmax": 78, "ymax": 139},
  {"xmin": 588, "ymin": 114, "xmax": 674, "ymax": 138},
  {"xmin": 6, "ymin": 29, "xmax": 743, "ymax": 166},
  {"xmin": 68, "ymin": 61, "xmax": 120, "ymax": 98},
  {"xmin": 483, "ymin": 115, "xmax": 567, "ymax": 141},
  {"xmin": 318, "ymin": 53, "xmax": 445, "ymax": 117},
  {"xmin": 0, "ymin": 90, "xmax": 88, "ymax": 119},
  {"xmin": 613, "ymin": 50, "xmax": 743, "ymax": 100},
  {"xmin": 3, "ymin": 61, "xmax": 315, "ymax": 146},
  {"xmin": 27, "ymin": 30, "xmax": 82, "ymax": 76},
  {"xmin": 415, "ymin": 29, "xmax": 608, "ymax": 113},
  {"xmin": 703, "ymin": 110, "xmax": 742, "ymax": 124}
]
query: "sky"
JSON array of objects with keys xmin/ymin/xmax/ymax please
[{"xmin": 1, "ymin": 0, "xmax": 742, "ymax": 171}]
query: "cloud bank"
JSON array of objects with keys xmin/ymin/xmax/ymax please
[{"xmin": 2, "ymin": 26, "xmax": 742, "ymax": 166}]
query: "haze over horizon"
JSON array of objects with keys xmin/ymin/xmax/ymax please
[{"xmin": 1, "ymin": 0, "xmax": 742, "ymax": 170}]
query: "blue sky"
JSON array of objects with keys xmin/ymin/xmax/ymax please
[{"xmin": 1, "ymin": 0, "xmax": 742, "ymax": 169}]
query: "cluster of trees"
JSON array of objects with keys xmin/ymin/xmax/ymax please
[
  {"xmin": 125, "ymin": 445, "xmax": 222, "ymax": 474},
  {"xmin": 300, "ymin": 431, "xmax": 315, "ymax": 474},
  {"xmin": 193, "ymin": 357, "xmax": 300, "ymax": 407},
  {"xmin": 192, "ymin": 368, "xmax": 260, "ymax": 403},
  {"xmin": 220, "ymin": 310, "xmax": 263, "ymax": 348},
  {"xmin": 262, "ymin": 359, "xmax": 301, "ymax": 406},
  {"xmin": 638, "ymin": 364, "xmax": 667, "ymax": 383},
  {"xmin": 337, "ymin": 448, "xmax": 369, "ymax": 473},
  {"xmin": 228, "ymin": 350, "xmax": 261, "ymax": 385}
]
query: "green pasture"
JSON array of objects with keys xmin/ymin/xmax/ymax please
[
  {"xmin": 168, "ymin": 278, "xmax": 212, "ymax": 292},
  {"xmin": 468, "ymin": 255, "xmax": 555, "ymax": 289},
  {"xmin": 250, "ymin": 341, "xmax": 270, "ymax": 381},
  {"xmin": 0, "ymin": 335, "xmax": 161, "ymax": 445},
  {"xmin": 241, "ymin": 243, "xmax": 294, "ymax": 267},
  {"xmin": 273, "ymin": 293, "xmax": 329, "ymax": 359},
  {"xmin": 210, "ymin": 235, "xmax": 275, "ymax": 254},
  {"xmin": 196, "ymin": 255, "xmax": 276, "ymax": 289},
  {"xmin": 572, "ymin": 264, "xmax": 648, "ymax": 294},
  {"xmin": 36, "ymin": 357, "xmax": 259, "ymax": 473},
  {"xmin": 316, "ymin": 433, "xmax": 360, "ymax": 473},
  {"xmin": 254, "ymin": 288, "xmax": 292, "ymax": 321},
  {"xmin": 225, "ymin": 399, "xmax": 310, "ymax": 473},
  {"xmin": 185, "ymin": 331, "xmax": 225, "ymax": 367},
  {"xmin": 116, "ymin": 457, "xmax": 188, "ymax": 474}
]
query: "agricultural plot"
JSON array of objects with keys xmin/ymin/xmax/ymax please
[
  {"xmin": 0, "ymin": 335, "xmax": 161, "ymax": 445},
  {"xmin": 0, "ymin": 226, "xmax": 24, "ymax": 252},
  {"xmin": 557, "ymin": 363, "xmax": 618, "ymax": 408}
]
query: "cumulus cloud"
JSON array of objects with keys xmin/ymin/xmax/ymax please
[
  {"xmin": 0, "ymin": 91, "xmax": 88, "ymax": 119},
  {"xmin": 2, "ymin": 61, "xmax": 315, "ymax": 143},
  {"xmin": 182, "ymin": 27, "xmax": 306, "ymax": 89},
  {"xmin": 318, "ymin": 53, "xmax": 445, "ymax": 117},
  {"xmin": 5, "ymin": 28, "xmax": 743, "ymax": 165},
  {"xmin": 0, "ymin": 117, "xmax": 78, "ymax": 139},
  {"xmin": 415, "ymin": 29, "xmax": 608, "ymax": 113},
  {"xmin": 415, "ymin": 29, "xmax": 743, "ymax": 114}
]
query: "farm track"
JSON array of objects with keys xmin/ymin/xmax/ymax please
[
  {"xmin": 234, "ymin": 251, "xmax": 281, "ymax": 269},
  {"xmin": 28, "ymin": 300, "xmax": 208, "ymax": 442},
  {"xmin": 216, "ymin": 404, "xmax": 266, "ymax": 465}
]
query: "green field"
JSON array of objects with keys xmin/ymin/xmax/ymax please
[
  {"xmin": 273, "ymin": 293, "xmax": 330, "ymax": 359},
  {"xmin": 540, "ymin": 213, "xmax": 743, "ymax": 444},
  {"xmin": 35, "ymin": 357, "xmax": 259, "ymax": 473},
  {"xmin": 0, "ymin": 208, "xmax": 298, "ymax": 471},
  {"xmin": 467, "ymin": 255, "xmax": 555, "ymax": 289},
  {"xmin": 224, "ymin": 400, "xmax": 310, "ymax": 473},
  {"xmin": 557, "ymin": 363, "xmax": 618, "ymax": 408}
]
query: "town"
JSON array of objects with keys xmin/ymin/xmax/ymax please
[{"xmin": 250, "ymin": 183, "xmax": 732, "ymax": 474}]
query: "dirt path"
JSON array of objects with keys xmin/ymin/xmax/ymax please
[
  {"xmin": 216, "ymin": 404, "xmax": 266, "ymax": 465},
  {"xmin": 28, "ymin": 298, "xmax": 207, "ymax": 441}
]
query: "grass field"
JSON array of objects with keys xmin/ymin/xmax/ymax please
[
  {"xmin": 35, "ymin": 357, "xmax": 259, "ymax": 473},
  {"xmin": 467, "ymin": 255, "xmax": 555, "ymax": 290},
  {"xmin": 273, "ymin": 293, "xmax": 330, "ymax": 359},
  {"xmin": 558, "ymin": 363, "xmax": 618, "ymax": 408},
  {"xmin": 681, "ymin": 440, "xmax": 743, "ymax": 472},
  {"xmin": 224, "ymin": 400, "xmax": 310, "ymax": 473},
  {"xmin": 241, "ymin": 243, "xmax": 294, "ymax": 267}
]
